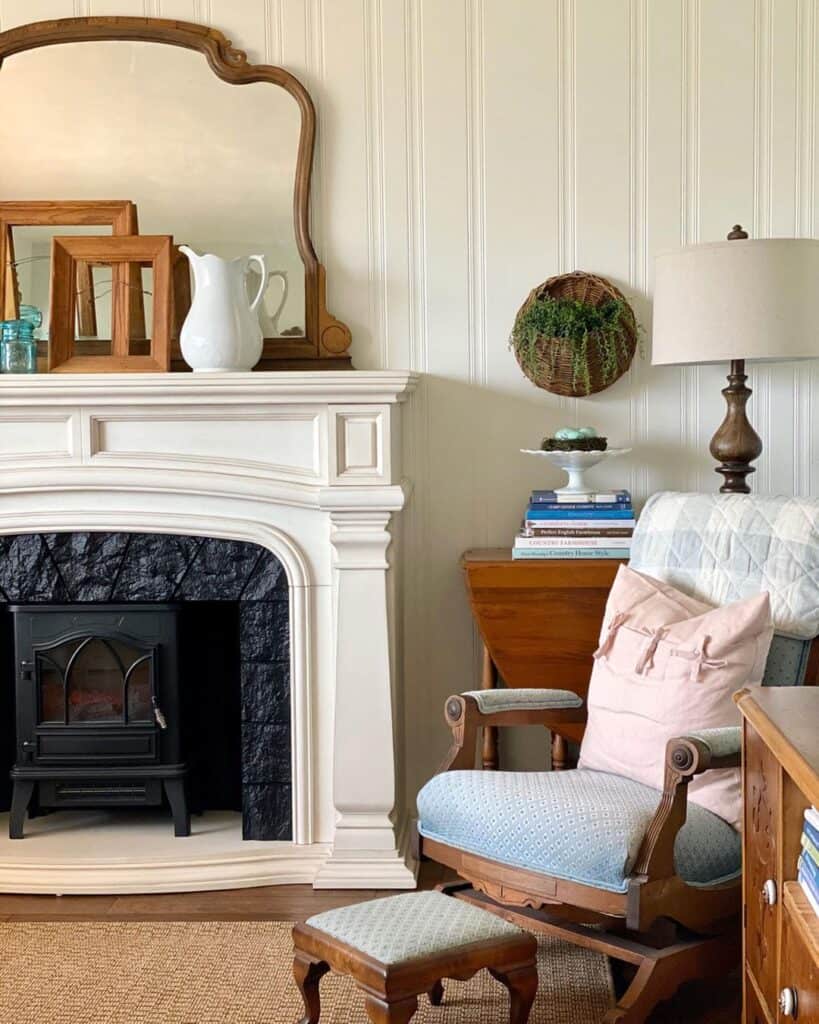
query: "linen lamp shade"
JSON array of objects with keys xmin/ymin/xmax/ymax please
[
  {"xmin": 652, "ymin": 238, "xmax": 819, "ymax": 366},
  {"xmin": 652, "ymin": 232, "xmax": 819, "ymax": 493}
]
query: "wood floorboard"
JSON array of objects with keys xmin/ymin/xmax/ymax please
[{"xmin": 0, "ymin": 862, "xmax": 741, "ymax": 1022}]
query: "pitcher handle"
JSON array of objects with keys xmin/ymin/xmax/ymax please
[
  {"xmin": 267, "ymin": 271, "xmax": 288, "ymax": 325},
  {"xmin": 247, "ymin": 255, "xmax": 268, "ymax": 311}
]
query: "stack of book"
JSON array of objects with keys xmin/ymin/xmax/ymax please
[
  {"xmin": 798, "ymin": 807, "xmax": 819, "ymax": 917},
  {"xmin": 513, "ymin": 489, "xmax": 636, "ymax": 560}
]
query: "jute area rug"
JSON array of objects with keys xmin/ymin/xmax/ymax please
[{"xmin": 0, "ymin": 920, "xmax": 614, "ymax": 1023}]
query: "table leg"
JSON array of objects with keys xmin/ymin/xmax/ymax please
[
  {"xmin": 481, "ymin": 643, "xmax": 499, "ymax": 771},
  {"xmin": 551, "ymin": 733, "xmax": 568, "ymax": 771}
]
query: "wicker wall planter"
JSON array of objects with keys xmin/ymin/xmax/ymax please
[{"xmin": 511, "ymin": 271, "xmax": 638, "ymax": 397}]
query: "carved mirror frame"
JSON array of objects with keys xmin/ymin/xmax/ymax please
[{"xmin": 0, "ymin": 16, "xmax": 353, "ymax": 371}]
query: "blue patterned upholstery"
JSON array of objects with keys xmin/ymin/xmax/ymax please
[
  {"xmin": 307, "ymin": 891, "xmax": 525, "ymax": 964},
  {"xmin": 417, "ymin": 769, "xmax": 741, "ymax": 894},
  {"xmin": 763, "ymin": 634, "xmax": 813, "ymax": 686}
]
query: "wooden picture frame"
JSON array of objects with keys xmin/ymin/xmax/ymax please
[
  {"xmin": 0, "ymin": 200, "xmax": 139, "ymax": 321},
  {"xmin": 49, "ymin": 235, "xmax": 172, "ymax": 373}
]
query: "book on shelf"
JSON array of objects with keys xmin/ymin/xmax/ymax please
[
  {"xmin": 805, "ymin": 808, "xmax": 819, "ymax": 843},
  {"xmin": 512, "ymin": 547, "xmax": 629, "ymax": 560},
  {"xmin": 526, "ymin": 501, "xmax": 631, "ymax": 512},
  {"xmin": 524, "ymin": 517, "xmax": 637, "ymax": 531},
  {"xmin": 799, "ymin": 808, "xmax": 819, "ymax": 918},
  {"xmin": 521, "ymin": 526, "xmax": 634, "ymax": 538},
  {"xmin": 799, "ymin": 849, "xmax": 819, "ymax": 888},
  {"xmin": 530, "ymin": 489, "xmax": 630, "ymax": 505},
  {"xmin": 798, "ymin": 855, "xmax": 819, "ymax": 909},
  {"xmin": 515, "ymin": 535, "xmax": 633, "ymax": 550},
  {"xmin": 802, "ymin": 831, "xmax": 819, "ymax": 867},
  {"xmin": 525, "ymin": 507, "xmax": 635, "ymax": 520},
  {"xmin": 799, "ymin": 863, "xmax": 819, "ymax": 917}
]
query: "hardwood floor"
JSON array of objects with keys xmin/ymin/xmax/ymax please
[{"xmin": 0, "ymin": 861, "xmax": 740, "ymax": 1022}]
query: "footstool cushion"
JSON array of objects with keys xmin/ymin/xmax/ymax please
[{"xmin": 292, "ymin": 890, "xmax": 538, "ymax": 1023}]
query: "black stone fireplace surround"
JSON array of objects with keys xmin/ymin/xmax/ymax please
[{"xmin": 0, "ymin": 533, "xmax": 291, "ymax": 840}]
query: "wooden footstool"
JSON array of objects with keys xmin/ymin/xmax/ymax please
[{"xmin": 292, "ymin": 890, "xmax": 538, "ymax": 1023}]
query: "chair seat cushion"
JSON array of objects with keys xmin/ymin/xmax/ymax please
[{"xmin": 417, "ymin": 768, "xmax": 741, "ymax": 894}]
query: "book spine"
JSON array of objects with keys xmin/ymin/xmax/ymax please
[
  {"xmin": 524, "ymin": 519, "xmax": 637, "ymax": 530},
  {"xmin": 801, "ymin": 833, "xmax": 819, "ymax": 867},
  {"xmin": 799, "ymin": 870, "xmax": 819, "ymax": 917},
  {"xmin": 515, "ymin": 536, "xmax": 633, "ymax": 549},
  {"xmin": 805, "ymin": 807, "xmax": 819, "ymax": 833},
  {"xmin": 525, "ymin": 508, "xmax": 635, "ymax": 520},
  {"xmin": 526, "ymin": 502, "xmax": 632, "ymax": 512},
  {"xmin": 804, "ymin": 813, "xmax": 819, "ymax": 847},
  {"xmin": 799, "ymin": 851, "xmax": 819, "ymax": 888},
  {"xmin": 528, "ymin": 489, "xmax": 630, "ymax": 501},
  {"xmin": 522, "ymin": 527, "xmax": 634, "ymax": 538},
  {"xmin": 512, "ymin": 548, "xmax": 630, "ymax": 559}
]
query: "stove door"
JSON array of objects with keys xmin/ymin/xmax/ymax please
[
  {"xmin": 24, "ymin": 633, "xmax": 160, "ymax": 764},
  {"xmin": 39, "ymin": 634, "xmax": 155, "ymax": 724}
]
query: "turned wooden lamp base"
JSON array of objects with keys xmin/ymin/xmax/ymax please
[
  {"xmin": 709, "ymin": 358, "xmax": 763, "ymax": 494},
  {"xmin": 707, "ymin": 225, "xmax": 763, "ymax": 495}
]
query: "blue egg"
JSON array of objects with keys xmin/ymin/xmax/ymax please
[
  {"xmin": 577, "ymin": 426, "xmax": 598, "ymax": 438},
  {"xmin": 554, "ymin": 427, "xmax": 582, "ymax": 440}
]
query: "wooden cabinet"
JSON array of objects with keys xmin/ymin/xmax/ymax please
[
  {"xmin": 737, "ymin": 688, "xmax": 819, "ymax": 1024},
  {"xmin": 461, "ymin": 550, "xmax": 623, "ymax": 769}
]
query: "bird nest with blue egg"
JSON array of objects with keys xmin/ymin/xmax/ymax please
[{"xmin": 541, "ymin": 427, "xmax": 607, "ymax": 452}]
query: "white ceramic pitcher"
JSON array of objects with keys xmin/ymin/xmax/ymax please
[{"xmin": 179, "ymin": 247, "xmax": 267, "ymax": 372}]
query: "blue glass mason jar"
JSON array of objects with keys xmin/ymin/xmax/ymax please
[{"xmin": 0, "ymin": 320, "xmax": 38, "ymax": 373}]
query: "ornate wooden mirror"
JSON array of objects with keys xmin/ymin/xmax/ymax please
[{"xmin": 0, "ymin": 17, "xmax": 352, "ymax": 370}]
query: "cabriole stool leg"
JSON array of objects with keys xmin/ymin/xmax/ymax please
[
  {"xmin": 490, "ymin": 963, "xmax": 539, "ymax": 1024},
  {"xmin": 293, "ymin": 953, "xmax": 329, "ymax": 1024}
]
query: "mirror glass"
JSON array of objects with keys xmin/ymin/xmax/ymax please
[{"xmin": 1, "ymin": 40, "xmax": 304, "ymax": 343}]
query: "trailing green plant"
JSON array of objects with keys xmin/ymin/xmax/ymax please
[{"xmin": 511, "ymin": 293, "xmax": 638, "ymax": 395}]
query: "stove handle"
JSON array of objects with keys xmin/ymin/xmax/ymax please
[{"xmin": 151, "ymin": 697, "xmax": 168, "ymax": 730}]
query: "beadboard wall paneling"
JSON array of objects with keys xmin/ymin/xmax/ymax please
[{"xmin": 1, "ymin": 0, "xmax": 818, "ymax": 806}]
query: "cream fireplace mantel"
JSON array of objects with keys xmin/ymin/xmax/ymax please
[{"xmin": 0, "ymin": 370, "xmax": 419, "ymax": 893}]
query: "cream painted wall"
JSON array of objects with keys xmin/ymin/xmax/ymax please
[{"xmin": 1, "ymin": 0, "xmax": 818, "ymax": 808}]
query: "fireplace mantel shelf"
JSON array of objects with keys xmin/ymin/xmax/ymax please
[
  {"xmin": 0, "ymin": 368, "xmax": 421, "ymax": 894},
  {"xmin": 0, "ymin": 370, "xmax": 420, "ymax": 405}
]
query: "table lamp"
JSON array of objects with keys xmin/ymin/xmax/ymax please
[{"xmin": 652, "ymin": 226, "xmax": 819, "ymax": 493}]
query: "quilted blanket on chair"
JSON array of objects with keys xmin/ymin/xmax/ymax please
[{"xmin": 629, "ymin": 492, "xmax": 819, "ymax": 640}]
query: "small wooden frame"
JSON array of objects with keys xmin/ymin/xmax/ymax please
[
  {"xmin": 48, "ymin": 235, "xmax": 172, "ymax": 373},
  {"xmin": 0, "ymin": 199, "xmax": 138, "ymax": 321}
]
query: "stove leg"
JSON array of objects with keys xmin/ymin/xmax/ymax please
[
  {"xmin": 164, "ymin": 778, "xmax": 190, "ymax": 837},
  {"xmin": 9, "ymin": 780, "xmax": 35, "ymax": 839}
]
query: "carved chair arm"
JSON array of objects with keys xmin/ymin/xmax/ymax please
[
  {"xmin": 437, "ymin": 691, "xmax": 587, "ymax": 773},
  {"xmin": 632, "ymin": 729, "xmax": 741, "ymax": 881}
]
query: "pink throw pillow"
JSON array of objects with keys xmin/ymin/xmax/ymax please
[{"xmin": 578, "ymin": 565, "xmax": 773, "ymax": 829}]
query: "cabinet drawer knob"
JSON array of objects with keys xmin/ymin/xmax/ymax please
[
  {"xmin": 761, "ymin": 878, "xmax": 777, "ymax": 905},
  {"xmin": 779, "ymin": 987, "xmax": 797, "ymax": 1018}
]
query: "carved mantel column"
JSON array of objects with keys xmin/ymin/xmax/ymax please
[{"xmin": 312, "ymin": 509, "xmax": 417, "ymax": 889}]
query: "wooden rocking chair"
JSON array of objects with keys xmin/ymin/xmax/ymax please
[{"xmin": 416, "ymin": 492, "xmax": 819, "ymax": 1023}]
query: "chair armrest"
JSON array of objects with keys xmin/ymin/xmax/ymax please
[
  {"xmin": 632, "ymin": 729, "xmax": 741, "ymax": 881},
  {"xmin": 672, "ymin": 727, "xmax": 741, "ymax": 770},
  {"xmin": 461, "ymin": 688, "xmax": 583, "ymax": 714},
  {"xmin": 437, "ymin": 690, "xmax": 587, "ymax": 773}
]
